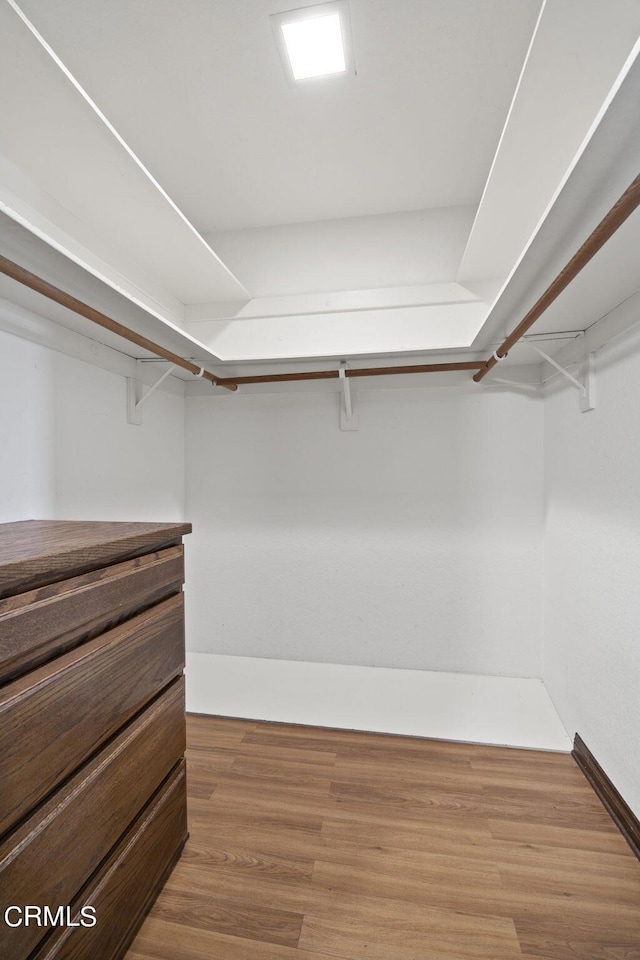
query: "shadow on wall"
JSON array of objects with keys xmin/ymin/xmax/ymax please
[
  {"xmin": 0, "ymin": 326, "xmax": 186, "ymax": 524},
  {"xmin": 0, "ymin": 328, "xmax": 56, "ymax": 521}
]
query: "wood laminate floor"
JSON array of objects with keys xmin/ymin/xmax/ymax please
[{"xmin": 126, "ymin": 715, "xmax": 640, "ymax": 960}]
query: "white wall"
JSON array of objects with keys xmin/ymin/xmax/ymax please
[
  {"xmin": 205, "ymin": 207, "xmax": 476, "ymax": 298},
  {"xmin": 185, "ymin": 385, "xmax": 544, "ymax": 677},
  {"xmin": 0, "ymin": 328, "xmax": 185, "ymax": 524},
  {"xmin": 0, "ymin": 329, "xmax": 55, "ymax": 520},
  {"xmin": 544, "ymin": 326, "xmax": 640, "ymax": 815}
]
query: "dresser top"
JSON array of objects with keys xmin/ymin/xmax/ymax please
[{"xmin": 0, "ymin": 520, "xmax": 191, "ymax": 598}]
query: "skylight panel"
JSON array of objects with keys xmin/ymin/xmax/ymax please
[
  {"xmin": 271, "ymin": 2, "xmax": 354, "ymax": 84},
  {"xmin": 281, "ymin": 13, "xmax": 345, "ymax": 80}
]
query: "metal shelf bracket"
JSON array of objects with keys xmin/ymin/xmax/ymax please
[
  {"xmin": 127, "ymin": 362, "xmax": 177, "ymax": 425},
  {"xmin": 579, "ymin": 351, "xmax": 596, "ymax": 413},
  {"xmin": 527, "ymin": 339, "xmax": 596, "ymax": 412}
]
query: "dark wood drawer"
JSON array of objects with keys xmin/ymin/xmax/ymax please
[
  {"xmin": 0, "ymin": 545, "xmax": 184, "ymax": 683},
  {"xmin": 0, "ymin": 520, "xmax": 191, "ymax": 600},
  {"xmin": 32, "ymin": 760, "xmax": 188, "ymax": 960},
  {"xmin": 0, "ymin": 678, "xmax": 186, "ymax": 960},
  {"xmin": 0, "ymin": 594, "xmax": 185, "ymax": 838}
]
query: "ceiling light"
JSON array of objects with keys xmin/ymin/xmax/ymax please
[
  {"xmin": 282, "ymin": 13, "xmax": 344, "ymax": 79},
  {"xmin": 271, "ymin": 2, "xmax": 354, "ymax": 84}
]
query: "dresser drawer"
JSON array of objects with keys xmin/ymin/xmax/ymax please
[
  {"xmin": 32, "ymin": 761, "xmax": 188, "ymax": 960},
  {"xmin": 0, "ymin": 678, "xmax": 186, "ymax": 960},
  {"xmin": 0, "ymin": 593, "xmax": 185, "ymax": 838},
  {"xmin": 0, "ymin": 545, "xmax": 184, "ymax": 683}
]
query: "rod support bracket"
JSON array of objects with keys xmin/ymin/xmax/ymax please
[
  {"xmin": 127, "ymin": 362, "xmax": 177, "ymax": 425},
  {"xmin": 338, "ymin": 363, "xmax": 358, "ymax": 431},
  {"xmin": 579, "ymin": 350, "xmax": 596, "ymax": 413},
  {"xmin": 527, "ymin": 338, "xmax": 596, "ymax": 413},
  {"xmin": 127, "ymin": 378, "xmax": 143, "ymax": 426}
]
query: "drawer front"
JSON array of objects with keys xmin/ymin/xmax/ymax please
[
  {"xmin": 0, "ymin": 521, "xmax": 190, "ymax": 600},
  {"xmin": 0, "ymin": 545, "xmax": 184, "ymax": 683},
  {"xmin": 33, "ymin": 761, "xmax": 188, "ymax": 960},
  {"xmin": 0, "ymin": 594, "xmax": 185, "ymax": 838},
  {"xmin": 0, "ymin": 678, "xmax": 185, "ymax": 960}
]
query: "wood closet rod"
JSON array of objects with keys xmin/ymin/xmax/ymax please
[
  {"xmin": 0, "ymin": 254, "xmax": 485, "ymax": 388},
  {"xmin": 472, "ymin": 172, "xmax": 640, "ymax": 383},
  {"xmin": 0, "ymin": 254, "xmax": 238, "ymax": 392},
  {"xmin": 214, "ymin": 361, "xmax": 485, "ymax": 386},
  {"xmin": 11, "ymin": 168, "xmax": 637, "ymax": 395}
]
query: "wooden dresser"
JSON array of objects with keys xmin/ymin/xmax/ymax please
[{"xmin": 0, "ymin": 519, "xmax": 191, "ymax": 960}]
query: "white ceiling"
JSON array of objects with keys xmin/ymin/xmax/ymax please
[
  {"xmin": 1, "ymin": 0, "xmax": 639, "ymax": 377},
  {"xmin": 14, "ymin": 0, "xmax": 540, "ymax": 232},
  {"xmin": 458, "ymin": 0, "xmax": 640, "ymax": 283},
  {"xmin": 0, "ymin": 1, "xmax": 250, "ymax": 307},
  {"xmin": 0, "ymin": 213, "xmax": 227, "ymax": 371}
]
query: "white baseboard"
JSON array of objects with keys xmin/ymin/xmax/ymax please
[{"xmin": 185, "ymin": 653, "xmax": 571, "ymax": 752}]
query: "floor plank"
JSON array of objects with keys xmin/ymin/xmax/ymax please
[
  {"xmin": 135, "ymin": 887, "xmax": 303, "ymax": 948},
  {"xmin": 125, "ymin": 715, "xmax": 640, "ymax": 960}
]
